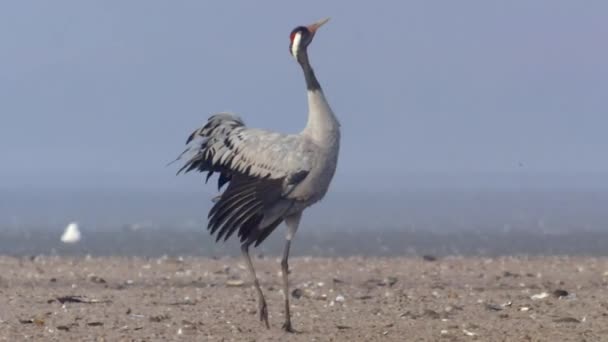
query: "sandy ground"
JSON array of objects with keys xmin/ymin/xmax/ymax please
[{"xmin": 0, "ymin": 255, "xmax": 607, "ymax": 341}]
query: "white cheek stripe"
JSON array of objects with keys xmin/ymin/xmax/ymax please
[{"xmin": 291, "ymin": 32, "xmax": 301, "ymax": 58}]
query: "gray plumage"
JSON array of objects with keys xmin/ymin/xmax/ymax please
[
  {"xmin": 176, "ymin": 104, "xmax": 339, "ymax": 246},
  {"xmin": 175, "ymin": 17, "xmax": 339, "ymax": 332}
]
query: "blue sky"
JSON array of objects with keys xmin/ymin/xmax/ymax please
[{"xmin": 1, "ymin": 1, "xmax": 607, "ymax": 192}]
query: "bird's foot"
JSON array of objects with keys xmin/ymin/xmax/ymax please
[
  {"xmin": 282, "ymin": 321, "xmax": 297, "ymax": 333},
  {"xmin": 259, "ymin": 299, "xmax": 270, "ymax": 329}
]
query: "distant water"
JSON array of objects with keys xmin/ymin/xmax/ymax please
[
  {"xmin": 2, "ymin": 228, "xmax": 608, "ymax": 257},
  {"xmin": 2, "ymin": 188, "xmax": 608, "ymax": 233},
  {"xmin": 2, "ymin": 188, "xmax": 608, "ymax": 257}
]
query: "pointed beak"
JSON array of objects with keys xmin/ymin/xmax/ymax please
[{"xmin": 307, "ymin": 17, "xmax": 330, "ymax": 33}]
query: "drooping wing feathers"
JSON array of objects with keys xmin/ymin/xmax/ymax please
[
  {"xmin": 209, "ymin": 175, "xmax": 288, "ymax": 246},
  {"xmin": 176, "ymin": 112, "xmax": 314, "ymax": 246}
]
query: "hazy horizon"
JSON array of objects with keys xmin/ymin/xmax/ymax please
[{"xmin": 2, "ymin": 188, "xmax": 607, "ymax": 235}]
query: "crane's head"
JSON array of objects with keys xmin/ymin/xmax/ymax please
[{"xmin": 289, "ymin": 17, "xmax": 330, "ymax": 61}]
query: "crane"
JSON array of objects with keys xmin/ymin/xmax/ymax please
[{"xmin": 175, "ymin": 17, "xmax": 339, "ymax": 332}]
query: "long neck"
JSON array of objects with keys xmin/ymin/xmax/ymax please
[
  {"xmin": 298, "ymin": 50, "xmax": 321, "ymax": 91},
  {"xmin": 298, "ymin": 50, "xmax": 340, "ymax": 140}
]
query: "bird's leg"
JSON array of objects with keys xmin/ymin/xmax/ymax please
[
  {"xmin": 281, "ymin": 239, "xmax": 294, "ymax": 332},
  {"xmin": 241, "ymin": 244, "xmax": 269, "ymax": 329},
  {"xmin": 281, "ymin": 212, "xmax": 302, "ymax": 333}
]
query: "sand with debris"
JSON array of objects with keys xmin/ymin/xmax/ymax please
[{"xmin": 0, "ymin": 255, "xmax": 607, "ymax": 341}]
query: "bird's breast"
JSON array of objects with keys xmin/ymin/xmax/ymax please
[{"xmin": 290, "ymin": 134, "xmax": 340, "ymax": 205}]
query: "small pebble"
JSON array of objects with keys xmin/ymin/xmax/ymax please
[
  {"xmin": 423, "ymin": 254, "xmax": 437, "ymax": 261},
  {"xmin": 292, "ymin": 288, "xmax": 303, "ymax": 299},
  {"xmin": 553, "ymin": 289, "xmax": 568, "ymax": 298}
]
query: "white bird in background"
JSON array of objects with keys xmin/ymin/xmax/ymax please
[
  {"xmin": 174, "ymin": 18, "xmax": 340, "ymax": 332},
  {"xmin": 60, "ymin": 222, "xmax": 81, "ymax": 244}
]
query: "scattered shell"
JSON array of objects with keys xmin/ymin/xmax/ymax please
[
  {"xmin": 519, "ymin": 307, "xmax": 531, "ymax": 312},
  {"xmin": 485, "ymin": 303, "xmax": 504, "ymax": 311},
  {"xmin": 335, "ymin": 295, "xmax": 345, "ymax": 303},
  {"xmin": 87, "ymin": 274, "xmax": 106, "ymax": 284},
  {"xmin": 149, "ymin": 314, "xmax": 170, "ymax": 323},
  {"xmin": 225, "ymin": 279, "xmax": 244, "ymax": 287},
  {"xmin": 298, "ymin": 288, "xmax": 326, "ymax": 300},
  {"xmin": 553, "ymin": 317, "xmax": 581, "ymax": 323},
  {"xmin": 213, "ymin": 266, "xmax": 230, "ymax": 274},
  {"xmin": 53, "ymin": 295, "xmax": 110, "ymax": 304},
  {"xmin": 502, "ymin": 271, "xmax": 520, "ymax": 278},
  {"xmin": 363, "ymin": 277, "xmax": 398, "ymax": 288},
  {"xmin": 462, "ymin": 329, "xmax": 477, "ymax": 336},
  {"xmin": 19, "ymin": 318, "xmax": 45, "ymax": 326},
  {"xmin": 423, "ymin": 309, "xmax": 441, "ymax": 319},
  {"xmin": 531, "ymin": 292, "xmax": 549, "ymax": 300},
  {"xmin": 487, "ymin": 300, "xmax": 512, "ymax": 311},
  {"xmin": 384, "ymin": 276, "xmax": 398, "ymax": 287}
]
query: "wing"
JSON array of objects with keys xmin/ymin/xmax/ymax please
[
  {"xmin": 175, "ymin": 113, "xmax": 316, "ymax": 246},
  {"xmin": 177, "ymin": 113, "xmax": 315, "ymax": 187}
]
